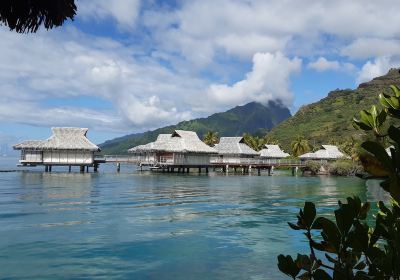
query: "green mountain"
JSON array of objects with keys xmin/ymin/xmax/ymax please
[
  {"xmin": 100, "ymin": 101, "xmax": 291, "ymax": 154},
  {"xmin": 268, "ymin": 68, "xmax": 400, "ymax": 150}
]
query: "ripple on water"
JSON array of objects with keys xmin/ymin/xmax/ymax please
[{"xmin": 0, "ymin": 169, "xmax": 372, "ymax": 280}]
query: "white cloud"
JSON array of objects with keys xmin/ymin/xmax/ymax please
[
  {"xmin": 0, "ymin": 28, "xmax": 206, "ymax": 132},
  {"xmin": 143, "ymin": 0, "xmax": 400, "ymax": 66},
  {"xmin": 342, "ymin": 38, "xmax": 400, "ymax": 59},
  {"xmin": 308, "ymin": 57, "xmax": 340, "ymax": 72},
  {"xmin": 307, "ymin": 57, "xmax": 356, "ymax": 72},
  {"xmin": 206, "ymin": 52, "xmax": 301, "ymax": 111},
  {"xmin": 356, "ymin": 56, "xmax": 400, "ymax": 84},
  {"xmin": 77, "ymin": 0, "xmax": 141, "ymax": 30}
]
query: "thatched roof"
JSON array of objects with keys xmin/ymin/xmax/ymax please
[
  {"xmin": 0, "ymin": 0, "xmax": 76, "ymax": 33},
  {"xmin": 299, "ymin": 145, "xmax": 347, "ymax": 160},
  {"xmin": 128, "ymin": 130, "xmax": 217, "ymax": 154},
  {"xmin": 260, "ymin": 145, "xmax": 290, "ymax": 158},
  {"xmin": 13, "ymin": 127, "xmax": 100, "ymax": 151},
  {"xmin": 215, "ymin": 137, "xmax": 259, "ymax": 156}
]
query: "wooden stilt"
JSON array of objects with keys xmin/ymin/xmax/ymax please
[
  {"xmin": 94, "ymin": 164, "xmax": 98, "ymax": 172},
  {"xmin": 45, "ymin": 165, "xmax": 48, "ymax": 172},
  {"xmin": 198, "ymin": 167, "xmax": 201, "ymax": 173},
  {"xmin": 257, "ymin": 168, "xmax": 261, "ymax": 176},
  {"xmin": 206, "ymin": 167, "xmax": 209, "ymax": 173},
  {"xmin": 268, "ymin": 167, "xmax": 271, "ymax": 176},
  {"xmin": 49, "ymin": 165, "xmax": 52, "ymax": 172},
  {"xmin": 69, "ymin": 165, "xmax": 72, "ymax": 172},
  {"xmin": 80, "ymin": 165, "xmax": 84, "ymax": 173},
  {"xmin": 117, "ymin": 163, "xmax": 121, "ymax": 173},
  {"xmin": 86, "ymin": 166, "xmax": 89, "ymax": 173}
]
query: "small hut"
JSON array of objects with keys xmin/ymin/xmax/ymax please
[
  {"xmin": 259, "ymin": 145, "xmax": 290, "ymax": 161},
  {"xmin": 128, "ymin": 130, "xmax": 216, "ymax": 167},
  {"xmin": 13, "ymin": 127, "xmax": 100, "ymax": 170},
  {"xmin": 213, "ymin": 137, "xmax": 259, "ymax": 164},
  {"xmin": 299, "ymin": 145, "xmax": 347, "ymax": 162}
]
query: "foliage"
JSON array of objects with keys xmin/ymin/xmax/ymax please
[
  {"xmin": 0, "ymin": 0, "xmax": 76, "ymax": 33},
  {"xmin": 101, "ymin": 101, "xmax": 290, "ymax": 154},
  {"xmin": 243, "ymin": 133, "xmax": 265, "ymax": 151},
  {"xmin": 304, "ymin": 160, "xmax": 323, "ymax": 175},
  {"xmin": 278, "ymin": 197, "xmax": 400, "ymax": 279},
  {"xmin": 268, "ymin": 69, "xmax": 400, "ymax": 151},
  {"xmin": 277, "ymin": 84, "xmax": 400, "ymax": 279},
  {"xmin": 203, "ymin": 131, "xmax": 219, "ymax": 147},
  {"xmin": 291, "ymin": 136, "xmax": 311, "ymax": 157},
  {"xmin": 328, "ymin": 160, "xmax": 362, "ymax": 176}
]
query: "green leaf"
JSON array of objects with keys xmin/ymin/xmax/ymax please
[
  {"xmin": 353, "ymin": 118, "xmax": 372, "ymax": 131},
  {"xmin": 277, "ymin": 255, "xmax": 300, "ymax": 279},
  {"xmin": 313, "ymin": 269, "xmax": 333, "ymax": 280},
  {"xmin": 303, "ymin": 202, "xmax": 316, "ymax": 228},
  {"xmin": 390, "ymin": 85, "xmax": 400, "ymax": 97},
  {"xmin": 388, "ymin": 125, "xmax": 400, "ymax": 145},
  {"xmin": 361, "ymin": 141, "xmax": 394, "ymax": 173}
]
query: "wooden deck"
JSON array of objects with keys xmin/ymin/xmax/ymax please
[{"xmin": 95, "ymin": 155, "xmax": 306, "ymax": 175}]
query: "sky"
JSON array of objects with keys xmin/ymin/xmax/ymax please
[{"xmin": 1, "ymin": 0, "xmax": 400, "ymax": 151}]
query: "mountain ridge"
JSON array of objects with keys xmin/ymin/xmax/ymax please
[
  {"xmin": 268, "ymin": 68, "xmax": 400, "ymax": 150},
  {"xmin": 100, "ymin": 101, "xmax": 291, "ymax": 154}
]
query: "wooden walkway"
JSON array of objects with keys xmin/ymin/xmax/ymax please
[{"xmin": 95, "ymin": 155, "xmax": 306, "ymax": 175}]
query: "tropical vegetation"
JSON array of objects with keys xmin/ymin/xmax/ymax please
[
  {"xmin": 268, "ymin": 69, "xmax": 400, "ymax": 151},
  {"xmin": 100, "ymin": 101, "xmax": 290, "ymax": 154},
  {"xmin": 203, "ymin": 131, "xmax": 219, "ymax": 147},
  {"xmin": 277, "ymin": 85, "xmax": 400, "ymax": 279},
  {"xmin": 291, "ymin": 136, "xmax": 312, "ymax": 157}
]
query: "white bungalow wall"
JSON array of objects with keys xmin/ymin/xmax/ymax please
[
  {"xmin": 173, "ymin": 153, "xmax": 211, "ymax": 165},
  {"xmin": 43, "ymin": 151, "xmax": 94, "ymax": 164},
  {"xmin": 21, "ymin": 150, "xmax": 43, "ymax": 163}
]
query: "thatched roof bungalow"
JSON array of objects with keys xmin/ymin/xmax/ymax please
[
  {"xmin": 259, "ymin": 145, "xmax": 290, "ymax": 159},
  {"xmin": 212, "ymin": 137, "xmax": 259, "ymax": 164},
  {"xmin": 14, "ymin": 127, "xmax": 100, "ymax": 166},
  {"xmin": 299, "ymin": 145, "xmax": 347, "ymax": 161},
  {"xmin": 128, "ymin": 130, "xmax": 216, "ymax": 166}
]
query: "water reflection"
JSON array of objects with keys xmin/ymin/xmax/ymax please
[{"xmin": 0, "ymin": 169, "xmax": 374, "ymax": 280}]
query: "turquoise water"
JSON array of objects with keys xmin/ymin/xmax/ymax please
[{"xmin": 0, "ymin": 158, "xmax": 387, "ymax": 279}]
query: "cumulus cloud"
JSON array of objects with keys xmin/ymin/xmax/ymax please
[
  {"xmin": 308, "ymin": 57, "xmax": 340, "ymax": 71},
  {"xmin": 0, "ymin": 28, "xmax": 205, "ymax": 132},
  {"xmin": 356, "ymin": 56, "xmax": 400, "ymax": 84},
  {"xmin": 206, "ymin": 52, "xmax": 301, "ymax": 111},
  {"xmin": 143, "ymin": 0, "xmax": 400, "ymax": 66},
  {"xmin": 342, "ymin": 38, "xmax": 400, "ymax": 59},
  {"xmin": 307, "ymin": 57, "xmax": 355, "ymax": 72},
  {"xmin": 78, "ymin": 0, "xmax": 141, "ymax": 30}
]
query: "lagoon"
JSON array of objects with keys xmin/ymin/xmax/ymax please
[{"xmin": 0, "ymin": 157, "xmax": 386, "ymax": 279}]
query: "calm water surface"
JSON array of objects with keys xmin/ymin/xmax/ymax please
[{"xmin": 0, "ymin": 157, "xmax": 387, "ymax": 279}]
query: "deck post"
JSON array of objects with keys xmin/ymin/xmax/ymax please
[
  {"xmin": 234, "ymin": 167, "xmax": 237, "ymax": 173},
  {"xmin": 86, "ymin": 166, "xmax": 89, "ymax": 173},
  {"xmin": 198, "ymin": 167, "xmax": 201, "ymax": 173},
  {"xmin": 117, "ymin": 163, "xmax": 121, "ymax": 173},
  {"xmin": 267, "ymin": 167, "xmax": 271, "ymax": 176},
  {"xmin": 257, "ymin": 168, "xmax": 261, "ymax": 176},
  {"xmin": 206, "ymin": 167, "xmax": 209, "ymax": 173},
  {"xmin": 226, "ymin": 165, "xmax": 229, "ymax": 174},
  {"xmin": 94, "ymin": 164, "xmax": 98, "ymax": 172},
  {"xmin": 187, "ymin": 168, "xmax": 190, "ymax": 173},
  {"xmin": 45, "ymin": 165, "xmax": 48, "ymax": 172},
  {"xmin": 49, "ymin": 165, "xmax": 52, "ymax": 172},
  {"xmin": 69, "ymin": 165, "xmax": 72, "ymax": 172},
  {"xmin": 80, "ymin": 165, "xmax": 84, "ymax": 173},
  {"xmin": 292, "ymin": 167, "xmax": 295, "ymax": 176}
]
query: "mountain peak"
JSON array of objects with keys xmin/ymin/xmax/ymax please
[
  {"xmin": 358, "ymin": 68, "xmax": 400, "ymax": 89},
  {"xmin": 100, "ymin": 101, "xmax": 291, "ymax": 154}
]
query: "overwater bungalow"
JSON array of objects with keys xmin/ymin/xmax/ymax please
[
  {"xmin": 259, "ymin": 145, "xmax": 290, "ymax": 161},
  {"xmin": 299, "ymin": 145, "xmax": 348, "ymax": 162},
  {"xmin": 212, "ymin": 137, "xmax": 259, "ymax": 164},
  {"xmin": 13, "ymin": 127, "xmax": 100, "ymax": 171},
  {"xmin": 128, "ymin": 130, "xmax": 217, "ymax": 168}
]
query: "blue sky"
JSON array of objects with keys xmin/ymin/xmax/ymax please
[{"xmin": 1, "ymin": 0, "xmax": 400, "ymax": 151}]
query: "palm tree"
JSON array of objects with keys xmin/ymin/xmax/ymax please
[
  {"xmin": 291, "ymin": 136, "xmax": 311, "ymax": 157},
  {"xmin": 203, "ymin": 131, "xmax": 219, "ymax": 147},
  {"xmin": 263, "ymin": 135, "xmax": 280, "ymax": 145},
  {"xmin": 243, "ymin": 133, "xmax": 265, "ymax": 151},
  {"xmin": 0, "ymin": 0, "xmax": 76, "ymax": 33}
]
